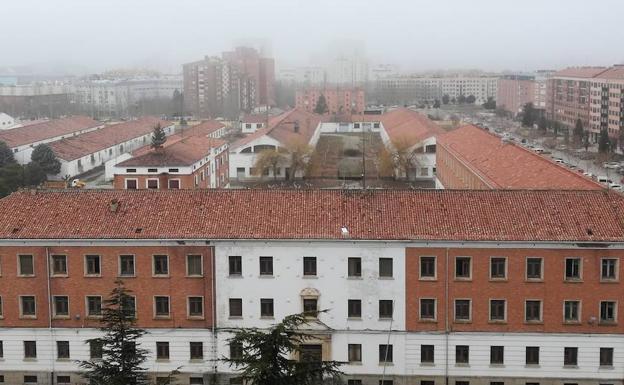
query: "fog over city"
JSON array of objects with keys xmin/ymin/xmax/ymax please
[{"xmin": 2, "ymin": 0, "xmax": 623, "ymax": 74}]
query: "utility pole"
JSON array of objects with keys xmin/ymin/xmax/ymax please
[{"xmin": 362, "ymin": 123, "xmax": 366, "ymax": 189}]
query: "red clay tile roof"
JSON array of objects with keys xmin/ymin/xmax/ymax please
[
  {"xmin": 117, "ymin": 136, "xmax": 227, "ymax": 167},
  {"xmin": 184, "ymin": 120, "xmax": 225, "ymax": 136},
  {"xmin": 593, "ymin": 65, "xmax": 624, "ymax": 80},
  {"xmin": 0, "ymin": 116, "xmax": 100, "ymax": 148},
  {"xmin": 49, "ymin": 117, "xmax": 171, "ymax": 161},
  {"xmin": 552, "ymin": 67, "xmax": 608, "ymax": 78},
  {"xmin": 437, "ymin": 125, "xmax": 603, "ymax": 190},
  {"xmin": 379, "ymin": 108, "xmax": 445, "ymax": 145},
  {"xmin": 0, "ymin": 189, "xmax": 623, "ymax": 241}
]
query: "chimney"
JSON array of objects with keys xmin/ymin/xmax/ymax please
[{"xmin": 109, "ymin": 199, "xmax": 120, "ymax": 213}]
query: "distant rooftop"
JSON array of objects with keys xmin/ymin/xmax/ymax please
[{"xmin": 0, "ymin": 116, "xmax": 100, "ymax": 148}]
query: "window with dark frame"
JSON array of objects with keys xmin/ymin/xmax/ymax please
[
  {"xmin": 188, "ymin": 297, "xmax": 203, "ymax": 317},
  {"xmin": 564, "ymin": 300, "xmax": 580, "ymax": 322},
  {"xmin": 119, "ymin": 255, "xmax": 135, "ymax": 276},
  {"xmin": 147, "ymin": 179, "xmax": 159, "ymax": 189},
  {"xmin": 526, "ymin": 346, "xmax": 539, "ymax": 365},
  {"xmin": 490, "ymin": 346, "xmax": 504, "ymax": 364},
  {"xmin": 455, "ymin": 345, "xmax": 469, "ymax": 364},
  {"xmin": 455, "ymin": 257, "xmax": 471, "ymax": 279},
  {"xmin": 600, "ymin": 347, "xmax": 614, "ymax": 366},
  {"xmin": 260, "ymin": 298, "xmax": 274, "ymax": 317},
  {"xmin": 602, "ymin": 259, "xmax": 617, "ymax": 280},
  {"xmin": 187, "ymin": 255, "xmax": 203, "ymax": 276},
  {"xmin": 348, "ymin": 257, "xmax": 361, "ymax": 277},
  {"xmin": 303, "ymin": 298, "xmax": 318, "ymax": 315},
  {"xmin": 125, "ymin": 179, "xmax": 137, "ymax": 189},
  {"xmin": 229, "ymin": 298, "xmax": 243, "ymax": 317},
  {"xmin": 526, "ymin": 258, "xmax": 542, "ymax": 279},
  {"xmin": 379, "ymin": 344, "xmax": 393, "ymax": 363},
  {"xmin": 24, "ymin": 341, "xmax": 37, "ymax": 358},
  {"xmin": 490, "ymin": 257, "xmax": 506, "ymax": 279},
  {"xmin": 259, "ymin": 256, "xmax": 273, "ymax": 276},
  {"xmin": 122, "ymin": 296, "xmax": 136, "ymax": 318},
  {"xmin": 379, "ymin": 258, "xmax": 393, "ymax": 278},
  {"xmin": 229, "ymin": 255, "xmax": 242, "ymax": 276},
  {"xmin": 57, "ymin": 376, "xmax": 70, "ymax": 384},
  {"xmin": 154, "ymin": 296, "xmax": 170, "ymax": 317},
  {"xmin": 421, "ymin": 344, "xmax": 434, "ymax": 363},
  {"xmin": 564, "ymin": 347, "xmax": 578, "ymax": 366},
  {"xmin": 565, "ymin": 258, "xmax": 581, "ymax": 280},
  {"xmin": 90, "ymin": 340, "xmax": 103, "ymax": 359},
  {"xmin": 190, "ymin": 342, "xmax": 204, "ymax": 360},
  {"xmin": 348, "ymin": 344, "xmax": 362, "ymax": 363},
  {"xmin": 454, "ymin": 299, "xmax": 471, "ymax": 321},
  {"xmin": 348, "ymin": 299, "xmax": 362, "ymax": 318},
  {"xmin": 18, "ymin": 254, "xmax": 34, "ymax": 276},
  {"xmin": 87, "ymin": 296, "xmax": 102, "ymax": 316},
  {"xmin": 420, "ymin": 256, "xmax": 436, "ymax": 278},
  {"xmin": 420, "ymin": 299, "xmax": 436, "ymax": 320},
  {"xmin": 57, "ymin": 341, "xmax": 70, "ymax": 359},
  {"xmin": 54, "ymin": 296, "xmax": 69, "ymax": 317},
  {"xmin": 21, "ymin": 296, "xmax": 36, "ymax": 316},
  {"xmin": 156, "ymin": 342, "xmax": 170, "ymax": 360},
  {"xmin": 153, "ymin": 255, "xmax": 169, "ymax": 275},
  {"xmin": 85, "ymin": 255, "xmax": 101, "ymax": 275},
  {"xmin": 230, "ymin": 342, "xmax": 243, "ymax": 360},
  {"xmin": 23, "ymin": 376, "xmax": 37, "ymax": 384},
  {"xmin": 379, "ymin": 300, "xmax": 393, "ymax": 319},
  {"xmin": 52, "ymin": 255, "xmax": 67, "ymax": 275},
  {"xmin": 600, "ymin": 301, "xmax": 616, "ymax": 323},
  {"xmin": 525, "ymin": 300, "xmax": 542, "ymax": 322},
  {"xmin": 303, "ymin": 257, "xmax": 317, "ymax": 276},
  {"xmin": 490, "ymin": 299, "xmax": 505, "ymax": 321}
]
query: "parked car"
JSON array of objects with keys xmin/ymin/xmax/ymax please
[
  {"xmin": 533, "ymin": 147, "xmax": 545, "ymax": 154},
  {"xmin": 597, "ymin": 176, "xmax": 613, "ymax": 184},
  {"xmin": 603, "ymin": 162, "xmax": 621, "ymax": 169},
  {"xmin": 608, "ymin": 183, "xmax": 622, "ymax": 191}
]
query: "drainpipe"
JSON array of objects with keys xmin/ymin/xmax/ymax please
[
  {"xmin": 45, "ymin": 247, "xmax": 55, "ymax": 385},
  {"xmin": 210, "ymin": 248, "xmax": 218, "ymax": 385},
  {"xmin": 445, "ymin": 247, "xmax": 449, "ymax": 385}
]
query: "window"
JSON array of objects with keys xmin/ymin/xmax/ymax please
[
  {"xmin": 125, "ymin": 179, "xmax": 137, "ymax": 189},
  {"xmin": 153, "ymin": 255, "xmax": 169, "ymax": 276},
  {"xmin": 525, "ymin": 300, "xmax": 542, "ymax": 322},
  {"xmin": 526, "ymin": 346, "xmax": 539, "ymax": 365},
  {"xmin": 421, "ymin": 382, "xmax": 435, "ymax": 385},
  {"xmin": 600, "ymin": 301, "xmax": 616, "ymax": 323},
  {"xmin": 90, "ymin": 340, "xmax": 102, "ymax": 359},
  {"xmin": 420, "ymin": 298, "xmax": 436, "ymax": 320},
  {"xmin": 455, "ymin": 345, "xmax": 469, "ymax": 364},
  {"xmin": 454, "ymin": 299, "xmax": 471, "ymax": 321},
  {"xmin": 526, "ymin": 258, "xmax": 543, "ymax": 279},
  {"xmin": 379, "ymin": 300, "xmax": 393, "ymax": 319},
  {"xmin": 190, "ymin": 342, "xmax": 203, "ymax": 360},
  {"xmin": 490, "ymin": 299, "xmax": 506, "ymax": 321},
  {"xmin": 190, "ymin": 378, "xmax": 204, "ymax": 385},
  {"xmin": 146, "ymin": 179, "xmax": 159, "ymax": 189},
  {"xmin": 18, "ymin": 254, "xmax": 34, "ymax": 276},
  {"xmin": 601, "ymin": 258, "xmax": 618, "ymax": 280},
  {"xmin": 564, "ymin": 300, "xmax": 580, "ymax": 322},
  {"xmin": 565, "ymin": 258, "xmax": 581, "ymax": 280},
  {"xmin": 0, "ymin": 296, "xmax": 2, "ymax": 318},
  {"xmin": 303, "ymin": 298, "xmax": 318, "ymax": 315},
  {"xmin": 490, "ymin": 257, "xmax": 506, "ymax": 279},
  {"xmin": 379, "ymin": 258, "xmax": 393, "ymax": 278},
  {"xmin": 85, "ymin": 255, "xmax": 101, "ymax": 276},
  {"xmin": 122, "ymin": 296, "xmax": 136, "ymax": 318},
  {"xmin": 24, "ymin": 341, "xmax": 37, "ymax": 358},
  {"xmin": 168, "ymin": 179, "xmax": 180, "ymax": 189},
  {"xmin": 156, "ymin": 342, "xmax": 170, "ymax": 360},
  {"xmin": 348, "ymin": 344, "xmax": 362, "ymax": 363},
  {"xmin": 421, "ymin": 345, "xmax": 434, "ymax": 363},
  {"xmin": 51, "ymin": 255, "xmax": 67, "ymax": 275},
  {"xmin": 379, "ymin": 381, "xmax": 393, "ymax": 385},
  {"xmin": 24, "ymin": 376, "xmax": 37, "ymax": 384},
  {"xmin": 187, "ymin": 255, "xmax": 203, "ymax": 276},
  {"xmin": 564, "ymin": 347, "xmax": 578, "ymax": 366},
  {"xmin": 420, "ymin": 256, "xmax": 436, "ymax": 278},
  {"xmin": 230, "ymin": 342, "xmax": 243, "ymax": 360},
  {"xmin": 455, "ymin": 257, "xmax": 471, "ymax": 279},
  {"xmin": 348, "ymin": 257, "xmax": 361, "ymax": 277},
  {"xmin": 259, "ymin": 256, "xmax": 273, "ymax": 276},
  {"xmin": 229, "ymin": 298, "xmax": 243, "ymax": 317},
  {"xmin": 303, "ymin": 257, "xmax": 317, "ymax": 276},
  {"xmin": 154, "ymin": 296, "xmax": 170, "ymax": 317},
  {"xmin": 87, "ymin": 296, "xmax": 102, "ymax": 317},
  {"xmin": 348, "ymin": 299, "xmax": 362, "ymax": 318},
  {"xmin": 379, "ymin": 344, "xmax": 393, "ymax": 363},
  {"xmin": 0, "ymin": 340, "xmax": 3, "ymax": 358},
  {"xmin": 600, "ymin": 347, "xmax": 614, "ymax": 367},
  {"xmin": 229, "ymin": 255, "xmax": 242, "ymax": 276},
  {"xmin": 57, "ymin": 341, "xmax": 70, "ymax": 359},
  {"xmin": 188, "ymin": 297, "xmax": 204, "ymax": 318},
  {"xmin": 119, "ymin": 255, "xmax": 135, "ymax": 276},
  {"xmin": 57, "ymin": 376, "xmax": 70, "ymax": 384},
  {"xmin": 347, "ymin": 381, "xmax": 362, "ymax": 385},
  {"xmin": 490, "ymin": 346, "xmax": 504, "ymax": 364},
  {"xmin": 20, "ymin": 296, "xmax": 36, "ymax": 317},
  {"xmin": 53, "ymin": 296, "xmax": 69, "ymax": 317},
  {"xmin": 260, "ymin": 298, "xmax": 274, "ymax": 317}
]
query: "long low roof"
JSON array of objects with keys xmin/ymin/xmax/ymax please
[
  {"xmin": 0, "ymin": 116, "xmax": 100, "ymax": 148},
  {"xmin": 0, "ymin": 189, "xmax": 623, "ymax": 242}
]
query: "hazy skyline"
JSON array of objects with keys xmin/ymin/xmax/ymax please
[{"xmin": 2, "ymin": 0, "xmax": 623, "ymax": 75}]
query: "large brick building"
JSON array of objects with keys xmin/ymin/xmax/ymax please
[
  {"xmin": 1, "ymin": 189, "xmax": 624, "ymax": 385},
  {"xmin": 589, "ymin": 65, "xmax": 624, "ymax": 142},
  {"xmin": 436, "ymin": 124, "xmax": 603, "ymax": 189},
  {"xmin": 296, "ymin": 88, "xmax": 366, "ymax": 115}
]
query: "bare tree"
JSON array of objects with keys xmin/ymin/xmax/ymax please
[
  {"xmin": 252, "ymin": 148, "xmax": 287, "ymax": 180},
  {"xmin": 381, "ymin": 137, "xmax": 421, "ymax": 180}
]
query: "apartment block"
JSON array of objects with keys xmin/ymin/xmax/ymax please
[
  {"xmin": 1, "ymin": 189, "xmax": 624, "ymax": 385},
  {"xmin": 496, "ymin": 75, "xmax": 536, "ymax": 116},
  {"xmin": 589, "ymin": 65, "xmax": 624, "ymax": 141},
  {"xmin": 296, "ymin": 88, "xmax": 366, "ymax": 115}
]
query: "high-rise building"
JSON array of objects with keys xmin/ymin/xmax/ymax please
[{"xmin": 183, "ymin": 47, "xmax": 275, "ymax": 119}]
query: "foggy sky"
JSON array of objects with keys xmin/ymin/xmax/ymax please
[{"xmin": 2, "ymin": 0, "xmax": 623, "ymax": 75}]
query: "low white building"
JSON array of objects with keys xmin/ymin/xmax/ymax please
[
  {"xmin": 0, "ymin": 112, "xmax": 16, "ymax": 130},
  {"xmin": 48, "ymin": 117, "xmax": 174, "ymax": 178}
]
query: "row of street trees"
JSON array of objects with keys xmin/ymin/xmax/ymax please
[
  {"xmin": 81, "ymin": 280, "xmax": 343, "ymax": 385},
  {"xmin": 0, "ymin": 142, "xmax": 61, "ymax": 197}
]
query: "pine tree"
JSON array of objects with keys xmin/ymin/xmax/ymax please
[
  {"xmin": 151, "ymin": 123, "xmax": 167, "ymax": 150},
  {"xmin": 222, "ymin": 312, "xmax": 343, "ymax": 385},
  {"xmin": 599, "ymin": 129, "xmax": 611, "ymax": 153},
  {"xmin": 433, "ymin": 99, "xmax": 441, "ymax": 109},
  {"xmin": 442, "ymin": 94, "xmax": 450, "ymax": 105},
  {"xmin": 31, "ymin": 144, "xmax": 61, "ymax": 175},
  {"xmin": 521, "ymin": 103, "xmax": 536, "ymax": 128},
  {"xmin": 0, "ymin": 141, "xmax": 15, "ymax": 167},
  {"xmin": 79, "ymin": 280, "xmax": 150, "ymax": 385},
  {"xmin": 573, "ymin": 118, "xmax": 584, "ymax": 145},
  {"xmin": 314, "ymin": 94, "xmax": 328, "ymax": 114}
]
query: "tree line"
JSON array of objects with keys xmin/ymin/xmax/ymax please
[{"xmin": 0, "ymin": 142, "xmax": 61, "ymax": 197}]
